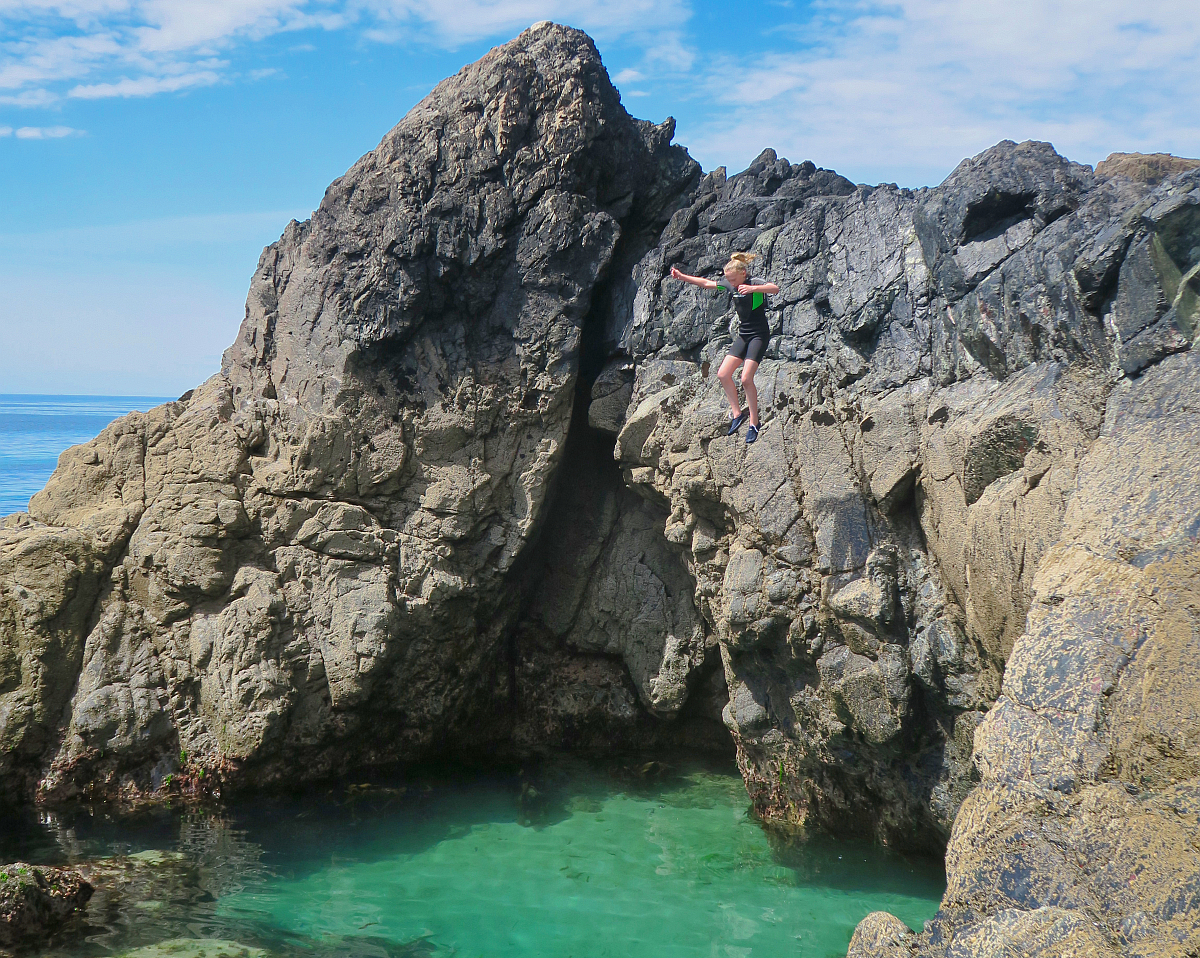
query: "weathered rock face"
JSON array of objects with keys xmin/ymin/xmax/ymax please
[
  {"xmin": 0, "ymin": 22, "xmax": 709, "ymax": 806},
  {"xmin": 1096, "ymin": 151, "xmax": 1200, "ymax": 186},
  {"xmin": 2, "ymin": 21, "xmax": 1200, "ymax": 958},
  {"xmin": 605, "ymin": 145, "xmax": 1199, "ymax": 950},
  {"xmin": 920, "ymin": 350, "xmax": 1200, "ymax": 958}
]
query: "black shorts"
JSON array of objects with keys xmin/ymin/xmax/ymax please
[{"xmin": 729, "ymin": 331, "xmax": 769, "ymax": 364}]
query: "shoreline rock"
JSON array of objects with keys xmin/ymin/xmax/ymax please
[{"xmin": 0, "ymin": 863, "xmax": 91, "ymax": 950}]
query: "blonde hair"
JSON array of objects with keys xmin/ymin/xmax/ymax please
[{"xmin": 724, "ymin": 252, "xmax": 757, "ymax": 274}]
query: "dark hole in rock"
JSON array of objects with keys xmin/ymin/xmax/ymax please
[{"xmin": 960, "ymin": 190, "xmax": 1036, "ymax": 244}]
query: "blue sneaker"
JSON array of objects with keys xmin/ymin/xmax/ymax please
[
  {"xmin": 727, "ymin": 410, "xmax": 749, "ymax": 435},
  {"xmin": 745, "ymin": 423, "xmax": 759, "ymax": 444}
]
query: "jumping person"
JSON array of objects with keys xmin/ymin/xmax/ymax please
[{"xmin": 670, "ymin": 253, "xmax": 779, "ymax": 443}]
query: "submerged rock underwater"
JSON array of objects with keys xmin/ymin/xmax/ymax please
[{"xmin": 1, "ymin": 19, "xmax": 1198, "ymax": 958}]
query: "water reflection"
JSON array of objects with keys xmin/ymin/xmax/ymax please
[{"xmin": 5, "ymin": 757, "xmax": 944, "ymax": 958}]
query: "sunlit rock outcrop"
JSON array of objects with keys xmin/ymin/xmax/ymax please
[{"xmin": 0, "ymin": 22, "xmax": 706, "ymax": 806}]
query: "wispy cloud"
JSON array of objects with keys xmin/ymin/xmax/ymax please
[
  {"xmin": 0, "ymin": 0, "xmax": 692, "ymax": 109},
  {"xmin": 69, "ymin": 69, "xmax": 219, "ymax": 97},
  {"xmin": 0, "ymin": 88, "xmax": 59, "ymax": 106},
  {"xmin": 680, "ymin": 0, "xmax": 1200, "ymax": 186},
  {"xmin": 0, "ymin": 1, "xmax": 333, "ymax": 108},
  {"xmin": 13, "ymin": 124, "xmax": 83, "ymax": 137}
]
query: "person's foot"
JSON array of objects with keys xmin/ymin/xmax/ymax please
[
  {"xmin": 727, "ymin": 410, "xmax": 749, "ymax": 435},
  {"xmin": 745, "ymin": 423, "xmax": 759, "ymax": 444}
]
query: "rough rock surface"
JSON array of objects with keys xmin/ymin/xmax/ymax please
[
  {"xmin": 0, "ymin": 863, "xmax": 91, "ymax": 949},
  {"xmin": 0, "ymin": 22, "xmax": 709, "ymax": 808},
  {"xmin": 607, "ymin": 139, "xmax": 1200, "ymax": 951},
  {"xmin": 2, "ymin": 21, "xmax": 1200, "ymax": 958},
  {"xmin": 1096, "ymin": 151, "xmax": 1200, "ymax": 185}
]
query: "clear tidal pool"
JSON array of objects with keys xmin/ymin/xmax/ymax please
[{"xmin": 3, "ymin": 757, "xmax": 945, "ymax": 958}]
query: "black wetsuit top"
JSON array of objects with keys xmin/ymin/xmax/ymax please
[{"xmin": 715, "ymin": 276, "xmax": 771, "ymax": 339}]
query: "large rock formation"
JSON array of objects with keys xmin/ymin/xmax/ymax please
[
  {"xmin": 1, "ymin": 21, "xmax": 1199, "ymax": 958},
  {"xmin": 609, "ymin": 142, "xmax": 1200, "ymax": 952},
  {"xmin": 0, "ymin": 22, "xmax": 710, "ymax": 807}
]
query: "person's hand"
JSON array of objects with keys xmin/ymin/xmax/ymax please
[
  {"xmin": 671, "ymin": 267, "xmax": 683, "ymax": 280},
  {"xmin": 737, "ymin": 284, "xmax": 754, "ymax": 294}
]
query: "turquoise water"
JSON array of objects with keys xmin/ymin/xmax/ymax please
[
  {"xmin": 3, "ymin": 759, "xmax": 944, "ymax": 958},
  {"xmin": 0, "ymin": 395, "xmax": 172, "ymax": 517}
]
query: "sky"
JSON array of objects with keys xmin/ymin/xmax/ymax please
[{"xmin": 1, "ymin": 0, "xmax": 1198, "ymax": 395}]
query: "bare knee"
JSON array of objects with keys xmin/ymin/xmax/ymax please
[
  {"xmin": 740, "ymin": 369, "xmax": 756, "ymax": 388},
  {"xmin": 718, "ymin": 366, "xmax": 736, "ymax": 384}
]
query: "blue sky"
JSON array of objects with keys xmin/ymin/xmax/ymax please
[{"xmin": 1, "ymin": 0, "xmax": 1198, "ymax": 395}]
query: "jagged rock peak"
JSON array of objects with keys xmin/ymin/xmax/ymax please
[{"xmin": 222, "ymin": 20, "xmax": 697, "ymax": 420}]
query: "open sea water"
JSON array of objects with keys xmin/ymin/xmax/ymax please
[{"xmin": 0, "ymin": 395, "xmax": 173, "ymax": 517}]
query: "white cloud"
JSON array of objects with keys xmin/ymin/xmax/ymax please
[
  {"xmin": 69, "ymin": 68, "xmax": 218, "ymax": 97},
  {"xmin": 0, "ymin": 88, "xmax": 59, "ymax": 105},
  {"xmin": 0, "ymin": 0, "xmax": 330, "ymax": 107},
  {"xmin": 0, "ymin": 0, "xmax": 690, "ymax": 109},
  {"xmin": 356, "ymin": 0, "xmax": 688, "ymax": 49},
  {"xmin": 680, "ymin": 0, "xmax": 1200, "ymax": 187},
  {"xmin": 13, "ymin": 124, "xmax": 82, "ymax": 136},
  {"xmin": 0, "ymin": 125, "xmax": 11, "ymax": 135}
]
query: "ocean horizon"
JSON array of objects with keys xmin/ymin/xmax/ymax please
[{"xmin": 0, "ymin": 394, "xmax": 174, "ymax": 518}]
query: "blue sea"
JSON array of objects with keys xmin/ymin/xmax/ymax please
[{"xmin": 0, "ymin": 395, "xmax": 173, "ymax": 518}]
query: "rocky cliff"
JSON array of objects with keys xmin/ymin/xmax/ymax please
[{"xmin": 2, "ymin": 21, "xmax": 1199, "ymax": 958}]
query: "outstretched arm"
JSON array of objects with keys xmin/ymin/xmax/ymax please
[
  {"xmin": 737, "ymin": 281, "xmax": 779, "ymax": 294},
  {"xmin": 670, "ymin": 266, "xmax": 718, "ymax": 289}
]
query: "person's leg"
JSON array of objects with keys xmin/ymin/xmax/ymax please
[
  {"xmin": 740, "ymin": 359, "xmax": 761, "ymax": 427},
  {"xmin": 717, "ymin": 353, "xmax": 744, "ymax": 418}
]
